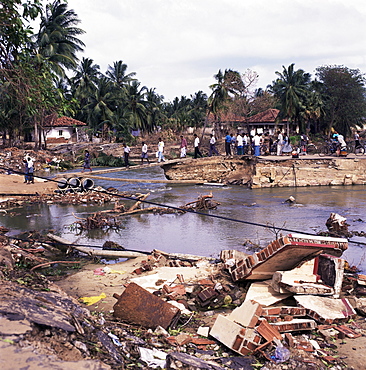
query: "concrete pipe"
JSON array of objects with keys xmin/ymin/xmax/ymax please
[
  {"xmin": 80, "ymin": 177, "xmax": 94, "ymax": 191},
  {"xmin": 57, "ymin": 178, "xmax": 68, "ymax": 190},
  {"xmin": 67, "ymin": 177, "xmax": 81, "ymax": 189}
]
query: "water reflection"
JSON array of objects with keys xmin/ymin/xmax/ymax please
[{"xmin": 1, "ymin": 166, "xmax": 366, "ymax": 271}]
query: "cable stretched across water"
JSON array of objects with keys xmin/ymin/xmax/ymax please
[{"xmin": 1, "ymin": 166, "xmax": 364, "ymax": 249}]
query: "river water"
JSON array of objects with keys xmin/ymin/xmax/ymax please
[{"xmin": 2, "ymin": 166, "xmax": 366, "ymax": 271}]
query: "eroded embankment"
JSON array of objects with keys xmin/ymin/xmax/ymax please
[{"xmin": 162, "ymin": 156, "xmax": 366, "ymax": 188}]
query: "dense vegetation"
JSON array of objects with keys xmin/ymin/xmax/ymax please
[{"xmin": 1, "ymin": 0, "xmax": 366, "ymax": 148}]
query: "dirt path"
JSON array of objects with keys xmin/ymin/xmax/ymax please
[{"xmin": 0, "ymin": 174, "xmax": 58, "ymax": 195}]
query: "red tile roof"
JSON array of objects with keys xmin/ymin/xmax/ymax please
[
  {"xmin": 44, "ymin": 115, "xmax": 87, "ymax": 127},
  {"xmin": 247, "ymin": 109, "xmax": 286, "ymax": 123}
]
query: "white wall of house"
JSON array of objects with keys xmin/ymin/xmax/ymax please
[{"xmin": 45, "ymin": 127, "xmax": 73, "ymax": 139}]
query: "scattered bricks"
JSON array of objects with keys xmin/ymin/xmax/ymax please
[
  {"xmin": 255, "ymin": 319, "xmax": 282, "ymax": 342},
  {"xmin": 175, "ymin": 333, "xmax": 192, "ymax": 346},
  {"xmin": 284, "ymin": 333, "xmax": 295, "ymax": 348},
  {"xmin": 271, "ymin": 318, "xmax": 317, "ymax": 332},
  {"xmin": 228, "ymin": 300, "xmax": 263, "ymax": 328},
  {"xmin": 113, "ymin": 282, "xmax": 181, "ymax": 329},
  {"xmin": 198, "ymin": 278, "xmax": 215, "ymax": 287},
  {"xmin": 296, "ymin": 340, "xmax": 314, "ymax": 352},
  {"xmin": 335, "ymin": 325, "xmax": 362, "ymax": 338},
  {"xmin": 162, "ymin": 284, "xmax": 186, "ymax": 297},
  {"xmin": 190, "ymin": 337, "xmax": 216, "ymax": 345},
  {"xmin": 197, "ymin": 287, "xmax": 218, "ymax": 304}
]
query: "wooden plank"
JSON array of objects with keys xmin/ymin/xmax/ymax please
[
  {"xmin": 73, "ymin": 246, "xmax": 146, "ymax": 258},
  {"xmin": 83, "ymin": 175, "xmax": 201, "ymax": 184},
  {"xmin": 47, "ymin": 233, "xmax": 73, "ymax": 245}
]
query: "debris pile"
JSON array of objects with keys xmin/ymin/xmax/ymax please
[{"xmin": 3, "ymin": 223, "xmax": 366, "ymax": 368}]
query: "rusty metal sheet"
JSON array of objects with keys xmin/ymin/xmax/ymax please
[{"xmin": 113, "ymin": 282, "xmax": 180, "ymax": 329}]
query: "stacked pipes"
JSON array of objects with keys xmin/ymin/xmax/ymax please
[{"xmin": 57, "ymin": 177, "xmax": 94, "ymax": 192}]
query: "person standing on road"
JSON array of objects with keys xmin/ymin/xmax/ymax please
[
  {"xmin": 225, "ymin": 132, "xmax": 232, "ymax": 156},
  {"xmin": 141, "ymin": 141, "xmax": 150, "ymax": 165},
  {"xmin": 236, "ymin": 132, "xmax": 243, "ymax": 155},
  {"xmin": 253, "ymin": 133, "xmax": 261, "ymax": 156},
  {"xmin": 209, "ymin": 134, "xmax": 219, "ymax": 156},
  {"xmin": 157, "ymin": 138, "xmax": 166, "ymax": 162},
  {"xmin": 123, "ymin": 143, "xmax": 131, "ymax": 167},
  {"xmin": 23, "ymin": 158, "xmax": 29, "ymax": 183},
  {"xmin": 180, "ymin": 135, "xmax": 187, "ymax": 158},
  {"xmin": 193, "ymin": 134, "xmax": 203, "ymax": 159},
  {"xmin": 277, "ymin": 131, "xmax": 283, "ymax": 156},
  {"xmin": 82, "ymin": 149, "xmax": 92, "ymax": 173}
]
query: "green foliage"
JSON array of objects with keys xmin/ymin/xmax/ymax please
[
  {"xmin": 315, "ymin": 65, "xmax": 366, "ymax": 137},
  {"xmin": 93, "ymin": 152, "xmax": 125, "ymax": 167}
]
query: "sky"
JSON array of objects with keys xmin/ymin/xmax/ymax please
[{"xmin": 65, "ymin": 0, "xmax": 366, "ymax": 102}]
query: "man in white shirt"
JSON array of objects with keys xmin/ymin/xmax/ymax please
[
  {"xmin": 194, "ymin": 134, "xmax": 203, "ymax": 159},
  {"xmin": 236, "ymin": 133, "xmax": 243, "ymax": 155},
  {"xmin": 157, "ymin": 138, "xmax": 165, "ymax": 162},
  {"xmin": 209, "ymin": 134, "xmax": 219, "ymax": 156},
  {"xmin": 277, "ymin": 131, "xmax": 283, "ymax": 156},
  {"xmin": 253, "ymin": 133, "xmax": 261, "ymax": 156},
  {"xmin": 141, "ymin": 142, "xmax": 150, "ymax": 165}
]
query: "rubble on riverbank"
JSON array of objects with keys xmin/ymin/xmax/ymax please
[{"xmin": 2, "ymin": 226, "xmax": 366, "ymax": 369}]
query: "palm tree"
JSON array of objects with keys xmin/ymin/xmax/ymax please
[
  {"xmin": 71, "ymin": 57, "xmax": 100, "ymax": 121},
  {"xmin": 122, "ymin": 81, "xmax": 148, "ymax": 132},
  {"xmin": 35, "ymin": 0, "xmax": 85, "ymax": 75},
  {"xmin": 83, "ymin": 77, "xmax": 115, "ymax": 140},
  {"xmin": 106, "ymin": 60, "xmax": 136, "ymax": 88},
  {"xmin": 145, "ymin": 88, "xmax": 165, "ymax": 133},
  {"xmin": 270, "ymin": 63, "xmax": 311, "ymax": 132}
]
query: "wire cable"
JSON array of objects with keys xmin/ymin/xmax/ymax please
[{"xmin": 1, "ymin": 166, "xmax": 362, "ymax": 247}]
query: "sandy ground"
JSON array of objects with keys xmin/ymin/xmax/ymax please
[
  {"xmin": 55, "ymin": 256, "xmax": 216, "ymax": 314},
  {"xmin": 0, "ymin": 173, "xmax": 58, "ymax": 195}
]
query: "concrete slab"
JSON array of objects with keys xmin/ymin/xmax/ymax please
[
  {"xmin": 294, "ymin": 295, "xmax": 356, "ymax": 324},
  {"xmin": 228, "ymin": 299, "xmax": 263, "ymax": 328},
  {"xmin": 244, "ymin": 281, "xmax": 292, "ymax": 307}
]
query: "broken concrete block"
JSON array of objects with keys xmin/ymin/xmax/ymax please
[
  {"xmin": 294, "ymin": 295, "xmax": 356, "ymax": 324},
  {"xmin": 228, "ymin": 299, "xmax": 263, "ymax": 328},
  {"xmin": 229, "ymin": 234, "xmax": 348, "ymax": 282},
  {"xmin": 197, "ymin": 326, "xmax": 210, "ymax": 337},
  {"xmin": 113, "ymin": 282, "xmax": 181, "ymax": 329},
  {"xmin": 244, "ymin": 281, "xmax": 292, "ymax": 307},
  {"xmin": 209, "ymin": 314, "xmax": 243, "ymax": 350},
  {"xmin": 271, "ymin": 318, "xmax": 317, "ymax": 332},
  {"xmin": 326, "ymin": 212, "xmax": 349, "ymax": 235},
  {"xmin": 210, "ymin": 315, "xmax": 262, "ymax": 356}
]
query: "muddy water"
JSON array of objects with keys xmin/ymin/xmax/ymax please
[{"xmin": 2, "ymin": 166, "xmax": 366, "ymax": 271}]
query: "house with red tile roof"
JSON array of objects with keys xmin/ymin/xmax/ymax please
[
  {"xmin": 42, "ymin": 114, "xmax": 87, "ymax": 144},
  {"xmin": 246, "ymin": 109, "xmax": 288, "ymax": 135},
  {"xmin": 207, "ymin": 108, "xmax": 287, "ymax": 135}
]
